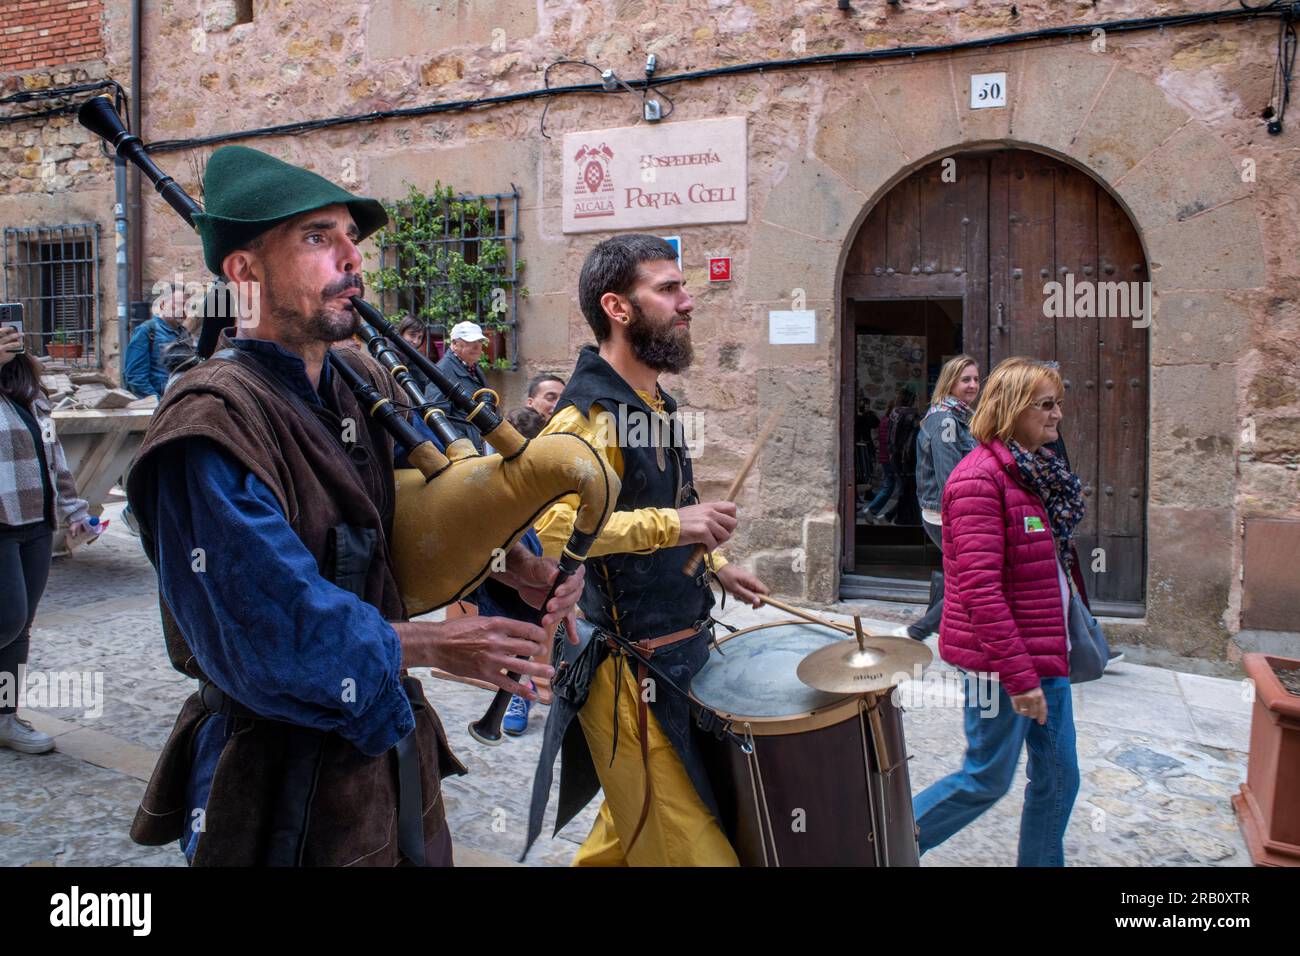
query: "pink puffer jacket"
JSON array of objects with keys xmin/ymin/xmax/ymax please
[{"xmin": 938, "ymin": 439, "xmax": 1088, "ymax": 695}]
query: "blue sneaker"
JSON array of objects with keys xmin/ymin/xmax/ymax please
[{"xmin": 503, "ymin": 693, "xmax": 531, "ymax": 736}]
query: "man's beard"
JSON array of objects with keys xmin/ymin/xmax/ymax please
[
  {"xmin": 627, "ymin": 298, "xmax": 693, "ymax": 374},
  {"xmin": 268, "ymin": 274, "xmax": 363, "ymax": 345}
]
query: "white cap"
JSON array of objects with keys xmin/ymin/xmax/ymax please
[{"xmin": 449, "ymin": 321, "xmax": 486, "ymax": 343}]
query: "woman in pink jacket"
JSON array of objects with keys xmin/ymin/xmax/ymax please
[{"xmin": 912, "ymin": 356, "xmax": 1085, "ymax": 866}]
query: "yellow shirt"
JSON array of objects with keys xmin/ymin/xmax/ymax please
[{"xmin": 533, "ymin": 389, "xmax": 726, "ymax": 570}]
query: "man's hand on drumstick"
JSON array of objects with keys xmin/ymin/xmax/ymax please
[
  {"xmin": 677, "ymin": 501, "xmax": 738, "ymax": 550},
  {"xmin": 715, "ymin": 563, "xmax": 770, "ymax": 609}
]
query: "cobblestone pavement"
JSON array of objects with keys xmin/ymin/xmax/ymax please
[{"xmin": 0, "ymin": 500, "xmax": 1252, "ymax": 867}]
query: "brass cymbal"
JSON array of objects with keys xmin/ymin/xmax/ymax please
[{"xmin": 796, "ymin": 618, "xmax": 933, "ymax": 694}]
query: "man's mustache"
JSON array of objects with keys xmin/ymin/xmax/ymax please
[{"xmin": 322, "ymin": 276, "xmax": 364, "ymax": 300}]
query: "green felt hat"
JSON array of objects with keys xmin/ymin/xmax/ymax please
[{"xmin": 192, "ymin": 145, "xmax": 388, "ymax": 276}]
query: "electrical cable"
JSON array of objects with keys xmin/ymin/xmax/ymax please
[
  {"xmin": 2, "ymin": 6, "xmax": 1291, "ymax": 146},
  {"xmin": 0, "ymin": 78, "xmax": 125, "ymax": 125},
  {"xmin": 1265, "ymin": 4, "xmax": 1297, "ymax": 132},
  {"xmin": 538, "ymin": 59, "xmax": 603, "ymax": 140}
]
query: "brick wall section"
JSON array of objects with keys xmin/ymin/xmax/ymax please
[{"xmin": 0, "ymin": 0, "xmax": 105, "ymax": 73}]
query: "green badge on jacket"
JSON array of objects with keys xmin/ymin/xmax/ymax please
[{"xmin": 1024, "ymin": 515, "xmax": 1046, "ymax": 533}]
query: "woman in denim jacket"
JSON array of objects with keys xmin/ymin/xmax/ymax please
[{"xmin": 893, "ymin": 354, "xmax": 980, "ymax": 640}]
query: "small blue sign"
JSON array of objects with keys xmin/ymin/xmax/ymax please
[{"xmin": 660, "ymin": 235, "xmax": 681, "ymax": 270}]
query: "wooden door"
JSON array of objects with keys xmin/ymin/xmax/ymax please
[{"xmin": 841, "ymin": 149, "xmax": 1148, "ymax": 609}]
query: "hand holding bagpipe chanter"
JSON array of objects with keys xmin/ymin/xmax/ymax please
[{"xmin": 78, "ymin": 95, "xmax": 620, "ymax": 745}]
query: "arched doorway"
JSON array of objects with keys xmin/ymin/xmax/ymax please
[{"xmin": 838, "ymin": 148, "xmax": 1149, "ymax": 615}]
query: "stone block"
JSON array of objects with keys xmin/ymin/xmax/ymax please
[
  {"xmin": 1113, "ymin": 123, "xmax": 1252, "ymax": 232},
  {"xmin": 863, "ymin": 59, "xmax": 961, "ymax": 163},
  {"xmin": 1010, "ymin": 47, "xmax": 1114, "ymax": 158},
  {"xmin": 1148, "ymin": 362, "xmax": 1237, "ymax": 509},
  {"xmin": 742, "ymin": 222, "xmax": 839, "ymax": 306},
  {"xmin": 758, "ymin": 154, "xmax": 865, "ymax": 243},
  {"xmin": 1146, "ymin": 506, "xmax": 1234, "ymax": 658},
  {"xmin": 803, "ymin": 511, "xmax": 839, "ymax": 605},
  {"xmin": 813, "ymin": 94, "xmax": 909, "ymax": 199},
  {"xmin": 1149, "ymin": 291, "xmax": 1251, "ymax": 366},
  {"xmin": 733, "ymin": 517, "xmax": 802, "ymax": 554},
  {"xmin": 366, "ymin": 139, "xmax": 540, "ymax": 204},
  {"xmin": 1253, "ymin": 416, "xmax": 1300, "ymax": 456},
  {"xmin": 754, "ymin": 363, "xmax": 839, "ymax": 519},
  {"xmin": 1070, "ymin": 65, "xmax": 1188, "ymax": 185},
  {"xmin": 367, "ymin": 0, "xmax": 538, "ymax": 60},
  {"xmin": 952, "ymin": 51, "xmax": 1016, "ymax": 144},
  {"xmin": 517, "ymin": 291, "xmax": 576, "ymax": 366},
  {"xmin": 516, "ymin": 205, "xmax": 569, "ymax": 298},
  {"xmin": 1238, "ymin": 460, "xmax": 1300, "ymax": 514},
  {"xmin": 754, "ymin": 548, "xmax": 805, "ymax": 602},
  {"xmin": 203, "ymin": 0, "xmax": 238, "ymax": 33},
  {"xmin": 1144, "ymin": 200, "xmax": 1266, "ymax": 291}
]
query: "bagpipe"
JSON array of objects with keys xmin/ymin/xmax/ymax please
[{"xmin": 78, "ymin": 95, "xmax": 620, "ymax": 744}]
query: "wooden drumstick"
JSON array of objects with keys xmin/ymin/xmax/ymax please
[
  {"xmin": 755, "ymin": 594, "xmax": 855, "ymax": 635},
  {"xmin": 682, "ymin": 402, "xmax": 786, "ymax": 576}
]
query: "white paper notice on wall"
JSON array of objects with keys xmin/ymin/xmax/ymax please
[
  {"xmin": 970, "ymin": 73, "xmax": 1007, "ymax": 110},
  {"xmin": 768, "ymin": 310, "xmax": 816, "ymax": 345}
]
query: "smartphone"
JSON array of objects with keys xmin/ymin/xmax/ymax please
[{"xmin": 1, "ymin": 303, "xmax": 25, "ymax": 356}]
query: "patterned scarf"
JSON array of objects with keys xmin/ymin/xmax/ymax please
[
  {"xmin": 924, "ymin": 395, "xmax": 973, "ymax": 425},
  {"xmin": 1007, "ymin": 438, "xmax": 1086, "ymax": 571}
]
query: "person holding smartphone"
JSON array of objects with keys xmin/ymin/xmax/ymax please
[{"xmin": 0, "ymin": 324, "xmax": 100, "ymax": 754}]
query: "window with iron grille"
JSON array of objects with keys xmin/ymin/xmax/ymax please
[
  {"xmin": 370, "ymin": 186, "xmax": 523, "ymax": 372},
  {"xmin": 3, "ymin": 223, "xmax": 101, "ymax": 369}
]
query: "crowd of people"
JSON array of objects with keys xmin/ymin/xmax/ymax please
[{"xmin": 1, "ymin": 142, "xmax": 1117, "ymax": 868}]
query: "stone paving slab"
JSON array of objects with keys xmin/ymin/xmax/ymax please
[{"xmin": 0, "ymin": 501, "xmax": 1253, "ymax": 867}]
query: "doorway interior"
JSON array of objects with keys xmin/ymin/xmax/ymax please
[{"xmin": 838, "ymin": 148, "xmax": 1149, "ymax": 616}]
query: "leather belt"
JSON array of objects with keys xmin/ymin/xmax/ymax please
[{"xmin": 631, "ymin": 625, "xmax": 701, "ymax": 657}]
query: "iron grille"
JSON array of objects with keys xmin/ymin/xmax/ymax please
[
  {"xmin": 3, "ymin": 222, "xmax": 101, "ymax": 369},
  {"xmin": 375, "ymin": 188, "xmax": 522, "ymax": 372}
]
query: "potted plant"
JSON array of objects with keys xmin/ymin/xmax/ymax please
[
  {"xmin": 1233, "ymin": 652, "xmax": 1300, "ymax": 866},
  {"xmin": 46, "ymin": 330, "xmax": 83, "ymax": 361}
]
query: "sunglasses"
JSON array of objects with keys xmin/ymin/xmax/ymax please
[{"xmin": 1029, "ymin": 397, "xmax": 1065, "ymax": 412}]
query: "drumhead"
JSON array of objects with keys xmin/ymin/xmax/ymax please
[{"xmin": 692, "ymin": 621, "xmax": 852, "ymax": 720}]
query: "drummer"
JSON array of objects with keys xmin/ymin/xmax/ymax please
[{"xmin": 529, "ymin": 234, "xmax": 769, "ymax": 866}]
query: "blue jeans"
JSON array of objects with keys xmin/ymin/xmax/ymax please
[
  {"xmin": 913, "ymin": 674, "xmax": 1079, "ymax": 866},
  {"xmin": 866, "ymin": 462, "xmax": 896, "ymax": 514}
]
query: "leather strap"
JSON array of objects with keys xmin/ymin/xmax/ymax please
[
  {"xmin": 395, "ymin": 730, "xmax": 426, "ymax": 866},
  {"xmin": 631, "ymin": 625, "xmax": 699, "ymax": 656},
  {"xmin": 624, "ymin": 658, "xmax": 654, "ymax": 855},
  {"xmin": 263, "ymin": 725, "xmax": 326, "ymax": 867}
]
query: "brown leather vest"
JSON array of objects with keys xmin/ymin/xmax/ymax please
[{"xmin": 126, "ymin": 340, "xmax": 465, "ymax": 866}]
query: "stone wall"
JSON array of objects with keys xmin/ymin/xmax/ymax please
[
  {"xmin": 0, "ymin": 0, "xmax": 126, "ymax": 370},
  {"xmin": 4, "ymin": 0, "xmax": 1296, "ymax": 658}
]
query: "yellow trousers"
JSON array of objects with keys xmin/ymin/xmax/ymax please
[{"xmin": 572, "ymin": 654, "xmax": 738, "ymax": 867}]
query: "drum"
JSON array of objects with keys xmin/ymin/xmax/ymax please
[{"xmin": 692, "ymin": 620, "xmax": 919, "ymax": 867}]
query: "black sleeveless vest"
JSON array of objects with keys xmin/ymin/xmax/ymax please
[{"xmin": 555, "ymin": 346, "xmax": 714, "ymax": 640}]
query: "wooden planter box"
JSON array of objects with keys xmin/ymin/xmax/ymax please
[{"xmin": 1233, "ymin": 653, "xmax": 1300, "ymax": 866}]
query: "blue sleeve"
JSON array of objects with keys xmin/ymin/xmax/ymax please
[
  {"xmin": 124, "ymin": 323, "xmax": 157, "ymax": 398},
  {"xmin": 152, "ymin": 438, "xmax": 414, "ymax": 756}
]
